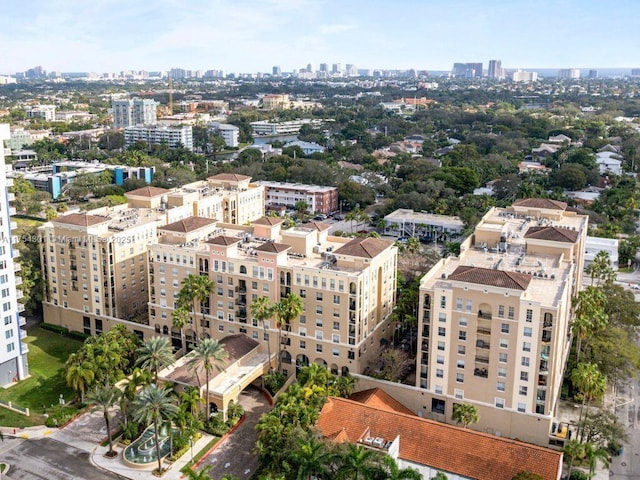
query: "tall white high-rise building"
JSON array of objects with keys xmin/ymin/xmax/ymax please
[
  {"xmin": 112, "ymin": 98, "xmax": 158, "ymax": 129},
  {"xmin": 0, "ymin": 124, "xmax": 28, "ymax": 386},
  {"xmin": 558, "ymin": 68, "xmax": 580, "ymax": 79}
]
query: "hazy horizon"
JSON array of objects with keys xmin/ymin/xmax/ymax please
[{"xmin": 2, "ymin": 0, "xmax": 639, "ymax": 75}]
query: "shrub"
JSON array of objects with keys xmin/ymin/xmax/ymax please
[
  {"xmin": 45, "ymin": 406, "xmax": 76, "ymax": 427},
  {"xmin": 121, "ymin": 421, "xmax": 143, "ymax": 442},
  {"xmin": 40, "ymin": 323, "xmax": 69, "ymax": 335},
  {"xmin": 227, "ymin": 401, "xmax": 244, "ymax": 424},
  {"xmin": 203, "ymin": 413, "xmax": 229, "ymax": 436},
  {"xmin": 263, "ymin": 371, "xmax": 287, "ymax": 396},
  {"xmin": 67, "ymin": 330, "xmax": 91, "ymax": 342},
  {"xmin": 569, "ymin": 471, "xmax": 590, "ymax": 480}
]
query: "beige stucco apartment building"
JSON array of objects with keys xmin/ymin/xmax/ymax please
[
  {"xmin": 147, "ymin": 216, "xmax": 398, "ymax": 377},
  {"xmin": 394, "ymin": 198, "xmax": 586, "ymax": 445},
  {"xmin": 40, "ymin": 175, "xmax": 264, "ymax": 336}
]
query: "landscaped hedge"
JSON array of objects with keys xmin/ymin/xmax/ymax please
[
  {"xmin": 67, "ymin": 330, "xmax": 91, "ymax": 342},
  {"xmin": 40, "ymin": 323, "xmax": 69, "ymax": 335}
]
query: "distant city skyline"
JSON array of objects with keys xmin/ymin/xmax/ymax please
[{"xmin": 1, "ymin": 0, "xmax": 640, "ymax": 75}]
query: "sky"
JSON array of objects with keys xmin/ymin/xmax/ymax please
[{"xmin": 1, "ymin": 0, "xmax": 639, "ymax": 75}]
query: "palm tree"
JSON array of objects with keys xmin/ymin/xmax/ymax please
[
  {"xmin": 571, "ymin": 287, "xmax": 608, "ymax": 361},
  {"xmin": 583, "ymin": 441, "xmax": 610, "ymax": 477},
  {"xmin": 251, "ymin": 296, "xmax": 274, "ymax": 371},
  {"xmin": 120, "ymin": 367, "xmax": 152, "ymax": 427},
  {"xmin": 563, "ymin": 439, "xmax": 585, "ymax": 477},
  {"xmin": 172, "ymin": 307, "xmax": 190, "ymax": 354},
  {"xmin": 136, "ymin": 336, "xmax": 175, "ymax": 383},
  {"xmin": 180, "ymin": 387, "xmax": 203, "ymax": 417},
  {"xmin": 571, "ymin": 362, "xmax": 607, "ymax": 441},
  {"xmin": 274, "ymin": 293, "xmax": 304, "ymax": 371},
  {"xmin": 87, "ymin": 384, "xmax": 120, "ymax": 457},
  {"xmin": 290, "ymin": 434, "xmax": 336, "ymax": 480},
  {"xmin": 375, "ymin": 455, "xmax": 422, "ymax": 480},
  {"xmin": 345, "ymin": 209, "xmax": 362, "ymax": 233},
  {"xmin": 133, "ymin": 384, "xmax": 179, "ymax": 473},
  {"xmin": 586, "ymin": 251, "xmax": 615, "ymax": 286},
  {"xmin": 336, "ymin": 444, "xmax": 380, "ymax": 480},
  {"xmin": 66, "ymin": 359, "xmax": 96, "ymax": 403},
  {"xmin": 179, "ymin": 274, "xmax": 215, "ymax": 347},
  {"xmin": 297, "ymin": 363, "xmax": 330, "ymax": 388},
  {"xmin": 184, "ymin": 465, "xmax": 213, "ymax": 480},
  {"xmin": 294, "ymin": 200, "xmax": 310, "ymax": 221},
  {"xmin": 452, "ymin": 402, "xmax": 479, "ymax": 429},
  {"xmin": 187, "ymin": 338, "xmax": 228, "ymax": 418}
]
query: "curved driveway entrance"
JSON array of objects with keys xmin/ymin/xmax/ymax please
[{"xmin": 199, "ymin": 386, "xmax": 271, "ymax": 479}]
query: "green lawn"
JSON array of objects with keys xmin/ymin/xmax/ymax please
[
  {"xmin": 13, "ymin": 216, "xmax": 46, "ymax": 228},
  {"xmin": 0, "ymin": 327, "xmax": 83, "ymax": 427}
]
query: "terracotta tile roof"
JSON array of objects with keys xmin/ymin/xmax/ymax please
[
  {"xmin": 449, "ymin": 266, "xmax": 531, "ymax": 290},
  {"xmin": 252, "ymin": 216, "xmax": 284, "ymax": 226},
  {"xmin": 349, "ymin": 388, "xmax": 416, "ymax": 416},
  {"xmin": 317, "ymin": 397, "xmax": 562, "ymax": 480},
  {"xmin": 255, "ymin": 241, "xmax": 290, "ymax": 253},
  {"xmin": 159, "ymin": 217, "xmax": 216, "ymax": 233},
  {"xmin": 524, "ymin": 226, "xmax": 580, "ymax": 243},
  {"xmin": 53, "ymin": 213, "xmax": 107, "ymax": 227},
  {"xmin": 302, "ymin": 221, "xmax": 331, "ymax": 232},
  {"xmin": 206, "ymin": 235, "xmax": 241, "ymax": 246},
  {"xmin": 334, "ymin": 237, "xmax": 394, "ymax": 258},
  {"xmin": 126, "ymin": 186, "xmax": 170, "ymax": 197},
  {"xmin": 512, "ymin": 198, "xmax": 567, "ymax": 211},
  {"xmin": 208, "ymin": 173, "xmax": 251, "ymax": 182}
]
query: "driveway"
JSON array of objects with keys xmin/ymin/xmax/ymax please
[
  {"xmin": 0, "ymin": 437, "xmax": 123, "ymax": 480},
  {"xmin": 199, "ymin": 387, "xmax": 271, "ymax": 479}
]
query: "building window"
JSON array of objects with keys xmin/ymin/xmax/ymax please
[
  {"xmin": 456, "ymin": 359, "xmax": 465, "ymax": 369},
  {"xmin": 456, "ymin": 373, "xmax": 464, "ymax": 383},
  {"xmin": 465, "ymin": 300, "xmax": 472, "ymax": 312},
  {"xmin": 454, "ymin": 389, "xmax": 464, "ymax": 399},
  {"xmin": 499, "ymin": 338, "xmax": 508, "ymax": 349},
  {"xmin": 498, "ymin": 305, "xmax": 505, "ymax": 318},
  {"xmin": 520, "ymin": 371, "xmax": 529, "ymax": 381},
  {"xmin": 436, "ymin": 369, "xmax": 444, "ymax": 378},
  {"xmin": 458, "ymin": 317, "xmax": 467, "ymax": 327},
  {"xmin": 300, "ymin": 340, "xmax": 306, "ymax": 349},
  {"xmin": 497, "ymin": 381, "xmax": 506, "ymax": 392},
  {"xmin": 517, "ymin": 403, "xmax": 526, "ymax": 413},
  {"xmin": 501, "ymin": 323, "xmax": 509, "ymax": 334},
  {"xmin": 438, "ymin": 327, "xmax": 446, "ymax": 337},
  {"xmin": 495, "ymin": 398, "xmax": 505, "ymax": 409},
  {"xmin": 458, "ymin": 331, "xmax": 467, "ymax": 341},
  {"xmin": 526, "ymin": 309, "xmax": 533, "ymax": 322},
  {"xmin": 499, "ymin": 352, "xmax": 507, "ymax": 363},
  {"xmin": 457, "ymin": 345, "xmax": 466, "ymax": 355},
  {"xmin": 440, "ymin": 296, "xmax": 446, "ymax": 308},
  {"xmin": 333, "ymin": 295, "xmax": 340, "ymax": 304},
  {"xmin": 436, "ymin": 355, "xmax": 444, "ymax": 365},
  {"xmin": 316, "ymin": 292, "xmax": 323, "ymax": 301},
  {"xmin": 438, "ymin": 313, "xmax": 446, "ymax": 322},
  {"xmin": 521, "ymin": 356, "xmax": 530, "ymax": 367},
  {"xmin": 508, "ymin": 306, "xmax": 515, "ymax": 320},
  {"xmin": 333, "ymin": 321, "xmax": 340, "ymax": 330},
  {"xmin": 519, "ymin": 386, "xmax": 528, "ymax": 396},
  {"xmin": 523, "ymin": 342, "xmax": 531, "ymax": 352},
  {"xmin": 431, "ymin": 398, "xmax": 445, "ymax": 414},
  {"xmin": 316, "ymin": 344, "xmax": 323, "ymax": 353},
  {"xmin": 437, "ymin": 341, "xmax": 445, "ymax": 351},
  {"xmin": 332, "ymin": 348, "xmax": 339, "ymax": 357},
  {"xmin": 498, "ymin": 367, "xmax": 507, "ymax": 378},
  {"xmin": 455, "ymin": 298, "xmax": 463, "ymax": 310},
  {"xmin": 524, "ymin": 327, "xmax": 532, "ymax": 337},
  {"xmin": 435, "ymin": 385, "xmax": 443, "ymax": 394}
]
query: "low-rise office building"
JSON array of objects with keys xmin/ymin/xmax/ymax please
[
  {"xmin": 257, "ymin": 181, "xmax": 338, "ymax": 214},
  {"xmin": 383, "ymin": 209, "xmax": 465, "ymax": 242},
  {"xmin": 124, "ymin": 125, "xmax": 193, "ymax": 151}
]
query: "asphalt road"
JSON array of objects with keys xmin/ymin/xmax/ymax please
[{"xmin": 0, "ymin": 437, "xmax": 123, "ymax": 480}]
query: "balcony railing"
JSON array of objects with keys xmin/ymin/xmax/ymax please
[
  {"xmin": 475, "ymin": 340, "xmax": 490, "ymax": 349},
  {"xmin": 478, "ymin": 311, "xmax": 492, "ymax": 320},
  {"xmin": 474, "ymin": 355, "xmax": 489, "ymax": 364},
  {"xmin": 474, "ymin": 368, "xmax": 488, "ymax": 378},
  {"xmin": 477, "ymin": 327, "xmax": 491, "ymax": 335}
]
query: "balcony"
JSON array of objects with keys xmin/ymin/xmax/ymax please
[
  {"xmin": 474, "ymin": 368, "xmax": 488, "ymax": 378},
  {"xmin": 12, "ymin": 249, "xmax": 19, "ymax": 259},
  {"xmin": 477, "ymin": 311, "xmax": 492, "ymax": 320},
  {"xmin": 349, "ymin": 300, "xmax": 356, "ymax": 311},
  {"xmin": 236, "ymin": 309, "xmax": 247, "ymax": 319},
  {"xmin": 476, "ymin": 327, "xmax": 491, "ymax": 335},
  {"xmin": 539, "ymin": 361, "xmax": 549, "ymax": 373},
  {"xmin": 13, "ymin": 262, "xmax": 20, "ymax": 272},
  {"xmin": 20, "ymin": 329, "xmax": 27, "ymax": 339},
  {"xmin": 475, "ymin": 339, "xmax": 490, "ymax": 349},
  {"xmin": 15, "ymin": 290, "xmax": 24, "ymax": 300},
  {"xmin": 17, "ymin": 303, "xmax": 24, "ymax": 313},
  {"xmin": 542, "ymin": 332, "xmax": 552, "ymax": 343},
  {"xmin": 235, "ymin": 296, "xmax": 247, "ymax": 306},
  {"xmin": 19, "ymin": 316, "xmax": 26, "ymax": 326},
  {"xmin": 474, "ymin": 355, "xmax": 489, "ymax": 364}
]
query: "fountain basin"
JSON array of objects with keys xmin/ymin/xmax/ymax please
[{"xmin": 122, "ymin": 425, "xmax": 176, "ymax": 469}]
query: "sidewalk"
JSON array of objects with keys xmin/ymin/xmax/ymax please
[{"xmin": 91, "ymin": 433, "xmax": 216, "ymax": 480}]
